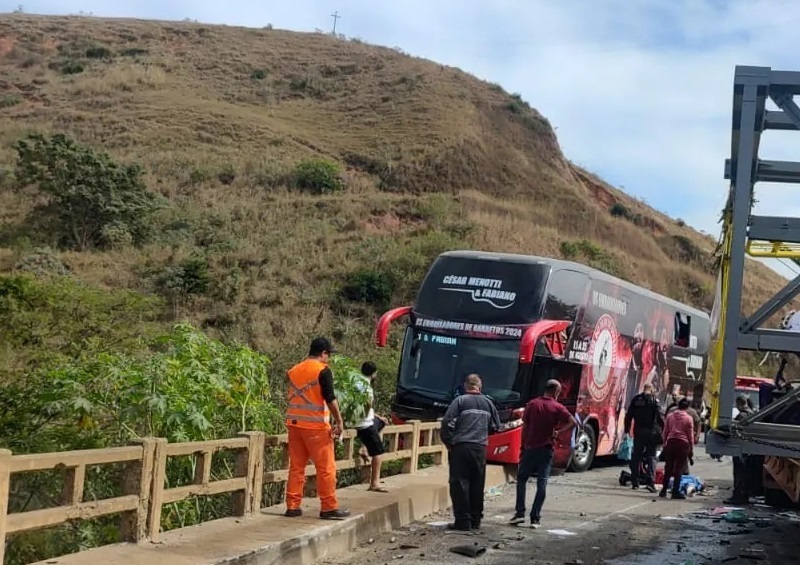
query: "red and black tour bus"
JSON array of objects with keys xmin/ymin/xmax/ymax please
[{"xmin": 375, "ymin": 250, "xmax": 710, "ymax": 472}]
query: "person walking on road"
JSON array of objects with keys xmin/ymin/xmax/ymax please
[
  {"xmin": 284, "ymin": 337, "xmax": 350, "ymax": 520},
  {"xmin": 623, "ymin": 383, "xmax": 664, "ymax": 493},
  {"xmin": 440, "ymin": 373, "xmax": 501, "ymax": 531},
  {"xmin": 511, "ymin": 379, "xmax": 578, "ymax": 529},
  {"xmin": 660, "ymin": 397, "xmax": 695, "ymax": 500},
  {"xmin": 354, "ymin": 361, "xmax": 389, "ymax": 493}
]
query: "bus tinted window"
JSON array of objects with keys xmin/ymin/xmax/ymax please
[
  {"xmin": 398, "ymin": 328, "xmax": 525, "ymax": 405},
  {"xmin": 544, "ymin": 269, "xmax": 589, "ymax": 322}
]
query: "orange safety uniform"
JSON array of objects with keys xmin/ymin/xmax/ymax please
[{"xmin": 285, "ymin": 358, "xmax": 339, "ymax": 512}]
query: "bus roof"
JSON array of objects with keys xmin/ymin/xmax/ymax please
[{"xmin": 437, "ymin": 250, "xmax": 710, "ymax": 320}]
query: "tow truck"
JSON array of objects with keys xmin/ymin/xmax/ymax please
[{"xmin": 706, "ymin": 66, "xmax": 800, "ymax": 508}]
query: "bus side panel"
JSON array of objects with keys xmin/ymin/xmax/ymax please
[{"xmin": 569, "ymin": 277, "xmax": 711, "ymax": 458}]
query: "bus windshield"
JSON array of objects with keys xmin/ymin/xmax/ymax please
[{"xmin": 397, "ymin": 328, "xmax": 525, "ymax": 406}]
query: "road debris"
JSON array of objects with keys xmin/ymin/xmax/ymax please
[
  {"xmin": 448, "ymin": 543, "xmax": 486, "ymax": 558},
  {"xmin": 547, "ymin": 529, "xmax": 577, "ymax": 537}
]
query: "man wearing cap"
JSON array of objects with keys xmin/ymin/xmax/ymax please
[{"xmin": 284, "ymin": 337, "xmax": 350, "ymax": 520}]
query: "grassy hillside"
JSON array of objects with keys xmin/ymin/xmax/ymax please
[
  {"xmin": 0, "ymin": 13, "xmax": 790, "ymax": 385},
  {"xmin": 2, "ymin": 12, "xmax": 797, "ymax": 565}
]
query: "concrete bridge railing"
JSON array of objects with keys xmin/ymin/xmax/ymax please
[{"xmin": 0, "ymin": 421, "xmax": 448, "ymax": 563}]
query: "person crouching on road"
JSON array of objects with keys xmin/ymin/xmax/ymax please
[
  {"xmin": 440, "ymin": 373, "xmax": 501, "ymax": 531},
  {"xmin": 660, "ymin": 397, "xmax": 695, "ymax": 500},
  {"xmin": 511, "ymin": 379, "xmax": 578, "ymax": 528},
  {"xmin": 284, "ymin": 337, "xmax": 350, "ymax": 520},
  {"xmin": 354, "ymin": 361, "xmax": 389, "ymax": 493}
]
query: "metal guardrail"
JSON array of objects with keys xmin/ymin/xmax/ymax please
[{"xmin": 0, "ymin": 421, "xmax": 447, "ymax": 562}]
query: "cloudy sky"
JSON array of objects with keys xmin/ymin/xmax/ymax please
[{"xmin": 4, "ymin": 0, "xmax": 800, "ymax": 279}]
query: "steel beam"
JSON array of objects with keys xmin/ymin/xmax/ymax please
[
  {"xmin": 738, "ymin": 329, "xmax": 800, "ymax": 353},
  {"xmin": 706, "ymin": 431, "xmax": 800, "ymax": 458},
  {"xmin": 767, "ymin": 70, "xmax": 800, "ymax": 94},
  {"xmin": 764, "ymin": 110, "xmax": 799, "ymax": 131},
  {"xmin": 724, "ymin": 159, "xmax": 800, "ymax": 183},
  {"xmin": 747, "ymin": 215, "xmax": 800, "ymax": 244},
  {"xmin": 770, "ymin": 91, "xmax": 800, "ymax": 130},
  {"xmin": 740, "ymin": 271, "xmax": 800, "ymax": 331},
  {"xmin": 718, "ymin": 66, "xmax": 770, "ymax": 428}
]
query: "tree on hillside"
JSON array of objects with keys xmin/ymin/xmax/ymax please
[{"xmin": 13, "ymin": 133, "xmax": 161, "ymax": 251}]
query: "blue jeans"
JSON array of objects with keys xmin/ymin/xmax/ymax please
[{"xmin": 515, "ymin": 446, "xmax": 554, "ymax": 520}]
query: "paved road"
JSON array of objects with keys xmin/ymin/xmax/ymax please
[{"xmin": 323, "ymin": 450, "xmax": 800, "ymax": 565}]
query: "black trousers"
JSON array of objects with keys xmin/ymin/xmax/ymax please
[
  {"xmin": 448, "ymin": 443, "xmax": 487, "ymax": 527},
  {"xmin": 630, "ymin": 436, "xmax": 657, "ymax": 487},
  {"xmin": 732, "ymin": 454, "xmax": 764, "ymax": 501},
  {"xmin": 732, "ymin": 455, "xmax": 749, "ymax": 501}
]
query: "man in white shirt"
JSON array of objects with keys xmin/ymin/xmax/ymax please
[{"xmin": 355, "ymin": 361, "xmax": 389, "ymax": 492}]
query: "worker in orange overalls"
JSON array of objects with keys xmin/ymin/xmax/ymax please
[{"xmin": 284, "ymin": 337, "xmax": 350, "ymax": 520}]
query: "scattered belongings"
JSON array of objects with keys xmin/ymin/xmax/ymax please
[
  {"xmin": 449, "ymin": 543, "xmax": 487, "ymax": 558},
  {"xmin": 723, "ymin": 510, "xmax": 750, "ymax": 524}
]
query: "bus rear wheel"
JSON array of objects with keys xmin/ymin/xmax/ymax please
[{"xmin": 569, "ymin": 425, "xmax": 596, "ymax": 473}]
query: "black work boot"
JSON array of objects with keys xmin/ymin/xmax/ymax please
[
  {"xmin": 284, "ymin": 508, "xmax": 302, "ymax": 517},
  {"xmin": 320, "ymin": 508, "xmax": 351, "ymax": 519}
]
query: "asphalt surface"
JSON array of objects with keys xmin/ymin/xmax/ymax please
[{"xmin": 322, "ymin": 449, "xmax": 800, "ymax": 565}]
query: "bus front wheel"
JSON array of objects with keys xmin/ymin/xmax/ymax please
[{"xmin": 569, "ymin": 425, "xmax": 596, "ymax": 473}]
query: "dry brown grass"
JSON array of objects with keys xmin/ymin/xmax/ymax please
[{"xmin": 0, "ymin": 13, "xmax": 792, "ymax": 374}]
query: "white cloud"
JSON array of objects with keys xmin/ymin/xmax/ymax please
[{"xmin": 5, "ymin": 0, "xmax": 800, "ymax": 279}]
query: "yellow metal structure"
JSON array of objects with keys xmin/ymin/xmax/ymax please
[
  {"xmin": 709, "ymin": 211, "xmax": 733, "ymax": 430},
  {"xmin": 746, "ymin": 240, "xmax": 800, "ymax": 258}
]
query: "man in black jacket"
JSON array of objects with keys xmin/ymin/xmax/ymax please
[
  {"xmin": 440, "ymin": 373, "xmax": 501, "ymax": 531},
  {"xmin": 623, "ymin": 383, "xmax": 664, "ymax": 493}
]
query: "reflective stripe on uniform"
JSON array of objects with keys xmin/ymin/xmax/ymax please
[
  {"xmin": 287, "ymin": 414, "xmax": 328, "ymax": 423},
  {"xmin": 287, "ymin": 378, "xmax": 327, "ymax": 416}
]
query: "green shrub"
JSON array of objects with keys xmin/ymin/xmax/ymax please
[
  {"xmin": 341, "ymin": 269, "xmax": 395, "ymax": 307},
  {"xmin": 13, "ymin": 247, "xmax": 69, "ymax": 277},
  {"xmin": 250, "ymin": 68, "xmax": 267, "ymax": 80},
  {"xmin": 119, "ymin": 47, "xmax": 148, "ymax": 57},
  {"xmin": 154, "ymin": 255, "xmax": 211, "ymax": 299},
  {"xmin": 609, "ymin": 202, "xmax": 629, "ymax": 218},
  {"xmin": 85, "ymin": 45, "xmax": 112, "ymax": 59},
  {"xmin": 0, "ymin": 322, "xmax": 278, "ymax": 564},
  {"xmin": 188, "ymin": 167, "xmax": 211, "ymax": 186},
  {"xmin": 60, "ymin": 59, "xmax": 84, "ymax": 75},
  {"xmin": 559, "ymin": 238, "xmax": 624, "ymax": 277},
  {"xmin": 0, "ymin": 94, "xmax": 22, "ymax": 108},
  {"xmin": 327, "ymin": 355, "xmax": 371, "ymax": 427},
  {"xmin": 292, "ymin": 158, "xmax": 345, "ymax": 194},
  {"xmin": 0, "ymin": 274, "xmax": 163, "ymax": 369},
  {"xmin": 217, "ymin": 164, "xmax": 236, "ymax": 185},
  {"xmin": 13, "ymin": 133, "xmax": 161, "ymax": 250}
]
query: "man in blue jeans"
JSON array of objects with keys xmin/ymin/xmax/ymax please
[{"xmin": 510, "ymin": 379, "xmax": 578, "ymax": 528}]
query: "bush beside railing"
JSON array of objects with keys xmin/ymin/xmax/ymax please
[{"xmin": 0, "ymin": 421, "xmax": 447, "ymax": 562}]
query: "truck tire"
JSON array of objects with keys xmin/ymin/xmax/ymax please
[{"xmin": 569, "ymin": 425, "xmax": 596, "ymax": 473}]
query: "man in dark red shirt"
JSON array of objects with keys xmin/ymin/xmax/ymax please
[{"xmin": 510, "ymin": 379, "xmax": 578, "ymax": 528}]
